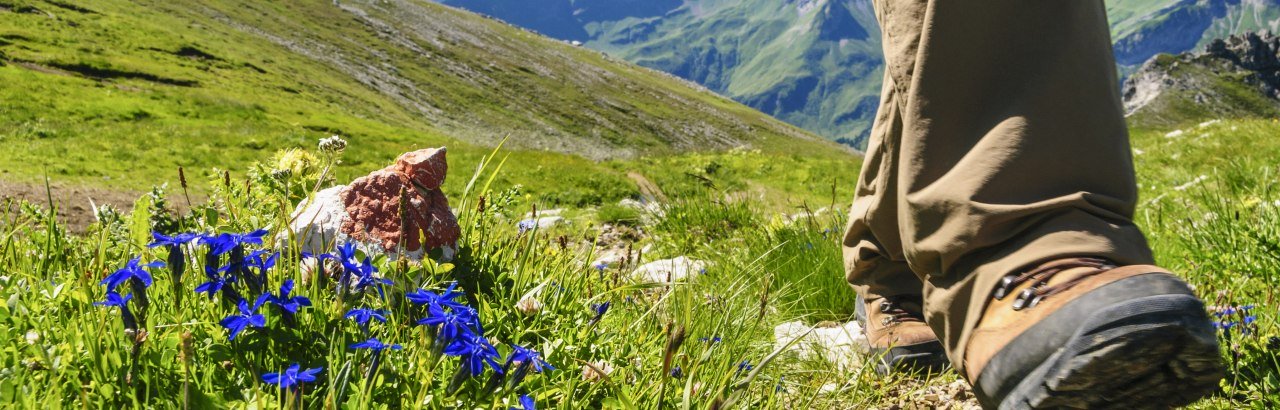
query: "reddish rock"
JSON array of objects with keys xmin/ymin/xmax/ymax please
[
  {"xmin": 393, "ymin": 148, "xmax": 448, "ymax": 190},
  {"xmin": 338, "ymin": 148, "xmax": 460, "ymax": 258}
]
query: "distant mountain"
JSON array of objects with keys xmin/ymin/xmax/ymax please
[
  {"xmin": 1123, "ymin": 31, "xmax": 1280, "ymax": 127},
  {"xmin": 437, "ymin": 0, "xmax": 1280, "ymax": 148},
  {"xmin": 439, "ymin": 0, "xmax": 884, "ymax": 148}
]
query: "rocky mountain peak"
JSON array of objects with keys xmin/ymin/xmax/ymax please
[{"xmin": 1122, "ymin": 31, "xmax": 1280, "ymax": 126}]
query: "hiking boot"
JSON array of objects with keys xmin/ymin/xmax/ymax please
[
  {"xmin": 855, "ymin": 293, "xmax": 950, "ymax": 374},
  {"xmin": 965, "ymin": 257, "xmax": 1225, "ymax": 409}
]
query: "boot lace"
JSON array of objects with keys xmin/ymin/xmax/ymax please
[{"xmin": 992, "ymin": 257, "xmax": 1117, "ymax": 311}]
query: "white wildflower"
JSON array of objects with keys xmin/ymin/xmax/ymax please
[
  {"xmin": 318, "ymin": 135, "xmax": 347, "ymax": 154},
  {"xmin": 24, "ymin": 330, "xmax": 39, "ymax": 345},
  {"xmin": 581, "ymin": 361, "xmax": 614, "ymax": 383},
  {"xmin": 515, "ymin": 295, "xmax": 543, "ymax": 316}
]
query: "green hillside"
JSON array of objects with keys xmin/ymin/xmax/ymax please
[{"xmin": 0, "ymin": 0, "xmax": 856, "ymax": 210}]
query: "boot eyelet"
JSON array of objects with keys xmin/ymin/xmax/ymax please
[
  {"xmin": 879, "ymin": 301, "xmax": 893, "ymax": 312},
  {"xmin": 993, "ymin": 276, "xmax": 1016, "ymax": 300},
  {"xmin": 1011, "ymin": 288, "xmax": 1036, "ymax": 311},
  {"xmin": 881, "ymin": 317, "xmax": 893, "ymax": 326}
]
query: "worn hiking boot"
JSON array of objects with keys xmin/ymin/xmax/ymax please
[
  {"xmin": 965, "ymin": 257, "xmax": 1225, "ymax": 409},
  {"xmin": 855, "ymin": 293, "xmax": 949, "ymax": 374}
]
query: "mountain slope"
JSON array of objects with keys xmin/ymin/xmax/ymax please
[
  {"xmin": 438, "ymin": 0, "xmax": 884, "ymax": 148},
  {"xmin": 0, "ymin": 0, "xmax": 854, "ymax": 205}
]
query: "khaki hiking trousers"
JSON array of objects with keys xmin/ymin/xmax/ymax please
[{"xmin": 842, "ymin": 0, "xmax": 1155, "ymax": 374}]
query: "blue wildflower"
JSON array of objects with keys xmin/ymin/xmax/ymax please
[
  {"xmin": 94, "ymin": 291, "xmax": 138, "ymax": 330},
  {"xmin": 349, "ymin": 256, "xmax": 392, "ymax": 296},
  {"xmin": 149, "ymin": 232, "xmax": 199, "ymax": 282},
  {"xmin": 506, "ymin": 344, "xmax": 555, "ymax": 373},
  {"xmin": 262, "ymin": 363, "xmax": 322, "ymax": 391},
  {"xmin": 443, "ymin": 333, "xmax": 504, "ymax": 376},
  {"xmin": 517, "ymin": 219, "xmax": 537, "ymax": 234},
  {"xmin": 700, "ymin": 336, "xmax": 722, "ymax": 344},
  {"xmin": 736, "ymin": 360, "xmax": 754, "ymax": 375},
  {"xmin": 417, "ymin": 304, "xmax": 483, "ymax": 342},
  {"xmin": 592, "ymin": 261, "xmax": 608, "ymax": 271},
  {"xmin": 511, "ymin": 395, "xmax": 535, "ymax": 410},
  {"xmin": 258, "ymin": 279, "xmax": 310, "ymax": 327},
  {"xmin": 194, "ymin": 265, "xmax": 239, "ymax": 302},
  {"xmin": 407, "ymin": 283, "xmax": 468, "ymax": 315},
  {"xmin": 100, "ymin": 257, "xmax": 163, "ymax": 291},
  {"xmin": 588, "ymin": 301, "xmax": 610, "ymax": 325},
  {"xmin": 220, "ymin": 298, "xmax": 266, "ymax": 341},
  {"xmin": 345, "ymin": 307, "xmax": 389, "ymax": 330},
  {"xmin": 670, "ymin": 365, "xmax": 683, "ymax": 378},
  {"xmin": 200, "ymin": 229, "xmax": 269, "ymax": 256},
  {"xmin": 350, "ymin": 337, "xmax": 403, "ymax": 352}
]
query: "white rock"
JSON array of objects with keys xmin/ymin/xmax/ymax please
[
  {"xmin": 283, "ymin": 186, "xmax": 354, "ymax": 255},
  {"xmin": 1198, "ymin": 119, "xmax": 1221, "ymax": 128},
  {"xmin": 536, "ymin": 216, "xmax": 564, "ymax": 228},
  {"xmin": 631, "ymin": 256, "xmax": 707, "ymax": 283},
  {"xmin": 1164, "ymin": 129, "xmax": 1185, "ymax": 138},
  {"xmin": 773, "ymin": 321, "xmax": 869, "ymax": 372}
]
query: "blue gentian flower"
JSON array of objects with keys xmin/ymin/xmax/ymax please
[
  {"xmin": 517, "ymin": 219, "xmax": 537, "ymax": 234},
  {"xmin": 407, "ymin": 283, "xmax": 468, "ymax": 314},
  {"xmin": 699, "ymin": 336, "xmax": 723, "ymax": 343},
  {"xmin": 588, "ymin": 301, "xmax": 610, "ymax": 325},
  {"xmin": 350, "ymin": 337, "xmax": 403, "ymax": 351},
  {"xmin": 262, "ymin": 363, "xmax": 322, "ymax": 390},
  {"xmin": 345, "ymin": 308, "xmax": 389, "ymax": 327},
  {"xmin": 94, "ymin": 291, "xmax": 138, "ymax": 330},
  {"xmin": 443, "ymin": 333, "xmax": 504, "ymax": 376},
  {"xmin": 220, "ymin": 298, "xmax": 266, "ymax": 340},
  {"xmin": 94, "ymin": 291, "xmax": 133, "ymax": 308},
  {"xmin": 194, "ymin": 265, "xmax": 238, "ymax": 301},
  {"xmin": 506, "ymin": 344, "xmax": 554, "ymax": 373},
  {"xmin": 592, "ymin": 261, "xmax": 608, "ymax": 271},
  {"xmin": 149, "ymin": 232, "xmax": 200, "ymax": 248},
  {"xmin": 511, "ymin": 395, "xmax": 535, "ymax": 410},
  {"xmin": 736, "ymin": 360, "xmax": 754, "ymax": 375},
  {"xmin": 200, "ymin": 229, "xmax": 269, "ymax": 256},
  {"xmin": 670, "ymin": 365, "xmax": 683, "ymax": 378},
  {"xmin": 149, "ymin": 232, "xmax": 198, "ymax": 282},
  {"xmin": 350, "ymin": 257, "xmax": 393, "ymax": 296},
  {"xmin": 417, "ymin": 304, "xmax": 483, "ymax": 342},
  {"xmin": 100, "ymin": 257, "xmax": 163, "ymax": 291},
  {"xmin": 259, "ymin": 279, "xmax": 311, "ymax": 314}
]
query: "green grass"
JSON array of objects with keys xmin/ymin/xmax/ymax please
[
  {"xmin": 5, "ymin": 116, "xmax": 1280, "ymax": 408},
  {"xmin": 0, "ymin": 0, "xmax": 853, "ymax": 208}
]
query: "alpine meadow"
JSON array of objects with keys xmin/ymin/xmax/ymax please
[{"xmin": 2, "ymin": 0, "xmax": 1280, "ymax": 409}]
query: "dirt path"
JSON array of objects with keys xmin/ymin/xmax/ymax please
[{"xmin": 0, "ymin": 179, "xmax": 157, "ymax": 233}]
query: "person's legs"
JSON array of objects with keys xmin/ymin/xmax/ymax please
[
  {"xmin": 847, "ymin": 0, "xmax": 1223, "ymax": 406},
  {"xmin": 844, "ymin": 72, "xmax": 947, "ymax": 373}
]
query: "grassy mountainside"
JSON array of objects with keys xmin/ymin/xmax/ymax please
[{"xmin": 0, "ymin": 0, "xmax": 856, "ymax": 209}]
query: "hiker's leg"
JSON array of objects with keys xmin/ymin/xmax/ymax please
[
  {"xmin": 842, "ymin": 75, "xmax": 920, "ymax": 300},
  {"xmin": 881, "ymin": 0, "xmax": 1155, "ymax": 373},
  {"xmin": 842, "ymin": 9, "xmax": 946, "ymax": 370}
]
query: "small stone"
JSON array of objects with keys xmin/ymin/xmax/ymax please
[{"xmin": 632, "ymin": 256, "xmax": 707, "ymax": 283}]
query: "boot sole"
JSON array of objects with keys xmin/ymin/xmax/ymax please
[{"xmin": 978, "ymin": 291, "xmax": 1224, "ymax": 409}]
